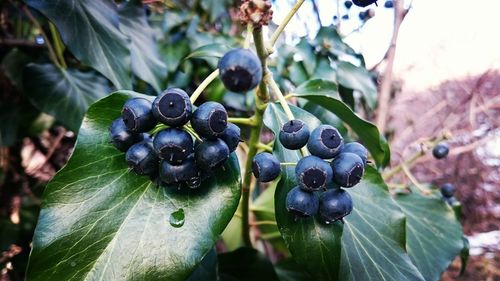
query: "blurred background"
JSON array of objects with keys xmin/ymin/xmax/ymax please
[{"xmin": 0, "ymin": 0, "xmax": 498, "ymax": 280}]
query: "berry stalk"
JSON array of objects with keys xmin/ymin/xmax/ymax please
[
  {"xmin": 268, "ymin": 0, "xmax": 306, "ymax": 48},
  {"xmin": 190, "ymin": 69, "xmax": 220, "ymax": 103}
]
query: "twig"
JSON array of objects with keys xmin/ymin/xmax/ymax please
[
  {"xmin": 268, "ymin": 0, "xmax": 306, "ymax": 48},
  {"xmin": 401, "ymin": 163, "xmax": 431, "ymax": 195},
  {"xmin": 190, "ymin": 69, "xmax": 220, "ymax": 103}
]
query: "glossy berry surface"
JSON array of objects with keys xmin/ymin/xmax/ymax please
[
  {"xmin": 220, "ymin": 123, "xmax": 241, "ymax": 152},
  {"xmin": 160, "ymin": 155, "xmax": 199, "ymax": 185},
  {"xmin": 341, "ymin": 142, "xmax": 368, "ymax": 164},
  {"xmin": 307, "ymin": 125, "xmax": 344, "ymax": 159},
  {"xmin": 195, "ymin": 139, "xmax": 230, "ymax": 170},
  {"xmin": 295, "ymin": 155, "xmax": 333, "ymax": 191},
  {"xmin": 440, "ymin": 183, "xmax": 455, "ymax": 198},
  {"xmin": 331, "ymin": 152, "xmax": 364, "ymax": 187},
  {"xmin": 352, "ymin": 0, "xmax": 377, "ymax": 7},
  {"xmin": 125, "ymin": 139, "xmax": 159, "ymax": 176},
  {"xmin": 192, "ymin": 102, "xmax": 228, "ymax": 139},
  {"xmin": 252, "ymin": 152, "xmax": 281, "ymax": 182},
  {"xmin": 279, "ymin": 119, "xmax": 310, "ymax": 150},
  {"xmin": 384, "ymin": 0, "xmax": 394, "ymax": 8},
  {"xmin": 153, "ymin": 128, "xmax": 193, "ymax": 164},
  {"xmin": 219, "ymin": 48, "xmax": 262, "ymax": 93},
  {"xmin": 286, "ymin": 186, "xmax": 319, "ymax": 217},
  {"xmin": 319, "ymin": 189, "xmax": 353, "ymax": 224},
  {"xmin": 109, "ymin": 118, "xmax": 142, "ymax": 152},
  {"xmin": 122, "ymin": 98, "xmax": 156, "ymax": 133},
  {"xmin": 152, "ymin": 88, "xmax": 192, "ymax": 127},
  {"xmin": 432, "ymin": 143, "xmax": 449, "ymax": 159}
]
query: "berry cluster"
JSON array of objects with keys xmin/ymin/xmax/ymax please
[
  {"xmin": 252, "ymin": 120, "xmax": 369, "ymax": 224},
  {"xmin": 109, "ymin": 88, "xmax": 240, "ymax": 189}
]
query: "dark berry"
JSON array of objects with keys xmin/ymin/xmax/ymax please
[
  {"xmin": 440, "ymin": 183, "xmax": 455, "ymax": 198},
  {"xmin": 331, "ymin": 152, "xmax": 364, "ymax": 187},
  {"xmin": 341, "ymin": 14, "xmax": 349, "ymax": 20},
  {"xmin": 384, "ymin": 0, "xmax": 394, "ymax": 8},
  {"xmin": 122, "ymin": 98, "xmax": 157, "ymax": 133},
  {"xmin": 279, "ymin": 119, "xmax": 310, "ymax": 150},
  {"xmin": 319, "ymin": 189, "xmax": 353, "ymax": 224},
  {"xmin": 307, "ymin": 125, "xmax": 344, "ymax": 159},
  {"xmin": 444, "ymin": 196, "xmax": 457, "ymax": 206},
  {"xmin": 152, "ymin": 88, "xmax": 192, "ymax": 127},
  {"xmin": 191, "ymin": 102, "xmax": 228, "ymax": 139},
  {"xmin": 359, "ymin": 11, "xmax": 367, "ymax": 20},
  {"xmin": 220, "ymin": 123, "xmax": 241, "ymax": 152},
  {"xmin": 153, "ymin": 128, "xmax": 193, "ymax": 164},
  {"xmin": 344, "ymin": 1, "xmax": 353, "ymax": 9},
  {"xmin": 125, "ymin": 139, "xmax": 159, "ymax": 176},
  {"xmin": 109, "ymin": 118, "xmax": 142, "ymax": 152},
  {"xmin": 295, "ymin": 155, "xmax": 333, "ymax": 191},
  {"xmin": 352, "ymin": 0, "xmax": 377, "ymax": 7},
  {"xmin": 159, "ymin": 155, "xmax": 199, "ymax": 185},
  {"xmin": 341, "ymin": 142, "xmax": 368, "ymax": 164},
  {"xmin": 286, "ymin": 186, "xmax": 319, "ymax": 217},
  {"xmin": 432, "ymin": 143, "xmax": 449, "ymax": 159},
  {"xmin": 219, "ymin": 48, "xmax": 262, "ymax": 93},
  {"xmin": 195, "ymin": 139, "xmax": 230, "ymax": 170},
  {"xmin": 252, "ymin": 152, "xmax": 281, "ymax": 182}
]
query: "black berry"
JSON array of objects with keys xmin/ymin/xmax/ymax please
[
  {"xmin": 331, "ymin": 152, "xmax": 364, "ymax": 187},
  {"xmin": 432, "ymin": 143, "xmax": 449, "ymax": 159},
  {"xmin": 279, "ymin": 119, "xmax": 310, "ymax": 150},
  {"xmin": 384, "ymin": 0, "xmax": 394, "ymax": 8},
  {"xmin": 125, "ymin": 139, "xmax": 159, "ymax": 176},
  {"xmin": 153, "ymin": 128, "xmax": 193, "ymax": 164},
  {"xmin": 344, "ymin": 1, "xmax": 353, "ymax": 9},
  {"xmin": 286, "ymin": 186, "xmax": 319, "ymax": 218},
  {"xmin": 192, "ymin": 102, "xmax": 228, "ymax": 140},
  {"xmin": 307, "ymin": 125, "xmax": 344, "ymax": 159},
  {"xmin": 319, "ymin": 189, "xmax": 353, "ymax": 224},
  {"xmin": 122, "ymin": 98, "xmax": 157, "ymax": 133},
  {"xmin": 152, "ymin": 88, "xmax": 192, "ymax": 127},
  {"xmin": 440, "ymin": 183, "xmax": 455, "ymax": 198},
  {"xmin": 352, "ymin": 0, "xmax": 377, "ymax": 7},
  {"xmin": 252, "ymin": 152, "xmax": 281, "ymax": 182},
  {"xmin": 195, "ymin": 139, "xmax": 230, "ymax": 170},
  {"xmin": 109, "ymin": 118, "xmax": 142, "ymax": 152},
  {"xmin": 295, "ymin": 155, "xmax": 333, "ymax": 191},
  {"xmin": 220, "ymin": 123, "xmax": 241, "ymax": 152},
  {"xmin": 160, "ymin": 155, "xmax": 199, "ymax": 185},
  {"xmin": 341, "ymin": 142, "xmax": 368, "ymax": 164},
  {"xmin": 219, "ymin": 48, "xmax": 262, "ymax": 93}
]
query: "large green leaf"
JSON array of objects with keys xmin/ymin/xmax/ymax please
[
  {"xmin": 26, "ymin": 91, "xmax": 241, "ymax": 281},
  {"xmin": 118, "ymin": 1, "xmax": 167, "ymax": 92},
  {"xmin": 25, "ymin": 0, "xmax": 132, "ymax": 89},
  {"xmin": 185, "ymin": 43, "xmax": 231, "ymax": 60},
  {"xmin": 394, "ymin": 191, "xmax": 464, "ymax": 281},
  {"xmin": 291, "ymin": 89, "xmax": 390, "ymax": 167},
  {"xmin": 23, "ymin": 63, "xmax": 110, "ymax": 132},
  {"xmin": 264, "ymin": 104, "xmax": 424, "ymax": 281},
  {"xmin": 187, "ymin": 248, "xmax": 218, "ymax": 281},
  {"xmin": 336, "ymin": 61, "xmax": 377, "ymax": 109},
  {"xmin": 218, "ymin": 248, "xmax": 280, "ymax": 281}
]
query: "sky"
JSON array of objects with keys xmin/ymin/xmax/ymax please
[{"xmin": 273, "ymin": 0, "xmax": 500, "ymax": 91}]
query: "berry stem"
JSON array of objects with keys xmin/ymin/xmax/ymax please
[
  {"xmin": 268, "ymin": 0, "xmax": 306, "ymax": 48},
  {"xmin": 280, "ymin": 162, "xmax": 297, "ymax": 166},
  {"xmin": 243, "ymin": 24, "xmax": 253, "ymax": 49},
  {"xmin": 256, "ymin": 142, "xmax": 273, "ymax": 152},
  {"xmin": 49, "ymin": 22, "xmax": 67, "ymax": 69},
  {"xmin": 190, "ymin": 69, "xmax": 220, "ymax": 103},
  {"xmin": 401, "ymin": 163, "xmax": 431, "ymax": 195},
  {"xmin": 228, "ymin": 117, "xmax": 256, "ymax": 126}
]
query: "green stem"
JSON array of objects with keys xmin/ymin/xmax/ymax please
[
  {"xmin": 190, "ymin": 69, "xmax": 220, "ymax": 103},
  {"xmin": 268, "ymin": 0, "xmax": 306, "ymax": 48},
  {"xmin": 228, "ymin": 117, "xmax": 256, "ymax": 126},
  {"xmin": 49, "ymin": 22, "xmax": 67, "ymax": 68},
  {"xmin": 280, "ymin": 162, "xmax": 297, "ymax": 166},
  {"xmin": 256, "ymin": 142, "xmax": 273, "ymax": 152},
  {"xmin": 243, "ymin": 24, "xmax": 253, "ymax": 49},
  {"xmin": 240, "ymin": 28, "xmax": 271, "ymax": 247}
]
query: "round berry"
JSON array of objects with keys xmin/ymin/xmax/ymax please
[
  {"xmin": 295, "ymin": 155, "xmax": 333, "ymax": 191},
  {"xmin": 440, "ymin": 183, "xmax": 455, "ymax": 198},
  {"xmin": 122, "ymin": 98, "xmax": 157, "ymax": 133},
  {"xmin": 152, "ymin": 88, "xmax": 192, "ymax": 127},
  {"xmin": 341, "ymin": 14, "xmax": 349, "ymax": 20},
  {"xmin": 195, "ymin": 139, "xmax": 230, "ymax": 170},
  {"xmin": 319, "ymin": 189, "xmax": 353, "ymax": 224},
  {"xmin": 153, "ymin": 128, "xmax": 193, "ymax": 164},
  {"xmin": 286, "ymin": 186, "xmax": 319, "ymax": 218},
  {"xmin": 432, "ymin": 143, "xmax": 449, "ymax": 159},
  {"xmin": 331, "ymin": 152, "xmax": 364, "ymax": 187},
  {"xmin": 252, "ymin": 152, "xmax": 281, "ymax": 182},
  {"xmin": 344, "ymin": 0, "xmax": 353, "ymax": 9},
  {"xmin": 384, "ymin": 0, "xmax": 394, "ymax": 8},
  {"xmin": 220, "ymin": 123, "xmax": 241, "ymax": 152},
  {"xmin": 279, "ymin": 119, "xmax": 310, "ymax": 150},
  {"xmin": 191, "ymin": 102, "xmax": 228, "ymax": 139},
  {"xmin": 352, "ymin": 0, "xmax": 377, "ymax": 7},
  {"xmin": 109, "ymin": 118, "xmax": 142, "ymax": 152},
  {"xmin": 341, "ymin": 142, "xmax": 368, "ymax": 164},
  {"xmin": 219, "ymin": 48, "xmax": 262, "ymax": 93},
  {"xmin": 160, "ymin": 155, "xmax": 199, "ymax": 185},
  {"xmin": 125, "ymin": 139, "xmax": 159, "ymax": 176},
  {"xmin": 307, "ymin": 125, "xmax": 344, "ymax": 159}
]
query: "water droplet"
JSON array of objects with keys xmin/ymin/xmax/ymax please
[{"xmin": 169, "ymin": 208, "xmax": 185, "ymax": 228}]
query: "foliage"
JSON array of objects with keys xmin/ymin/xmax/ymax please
[{"xmin": 0, "ymin": 0, "xmax": 466, "ymax": 280}]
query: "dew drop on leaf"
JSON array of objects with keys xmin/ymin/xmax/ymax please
[{"xmin": 169, "ymin": 208, "xmax": 185, "ymax": 228}]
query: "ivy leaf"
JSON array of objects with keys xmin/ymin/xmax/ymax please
[
  {"xmin": 200, "ymin": 0, "xmax": 231, "ymax": 22},
  {"xmin": 25, "ymin": 91, "xmax": 241, "ymax": 281},
  {"xmin": 23, "ymin": 63, "xmax": 110, "ymax": 132},
  {"xmin": 25, "ymin": 0, "xmax": 132, "ymax": 89},
  {"xmin": 218, "ymin": 248, "xmax": 280, "ymax": 281},
  {"xmin": 291, "ymin": 89, "xmax": 390, "ymax": 167},
  {"xmin": 118, "ymin": 1, "xmax": 167, "ymax": 92},
  {"xmin": 336, "ymin": 61, "xmax": 377, "ymax": 109},
  {"xmin": 187, "ymin": 248, "xmax": 218, "ymax": 281},
  {"xmin": 185, "ymin": 43, "xmax": 231, "ymax": 61},
  {"xmin": 264, "ymin": 104, "xmax": 424, "ymax": 281},
  {"xmin": 394, "ymin": 191, "xmax": 464, "ymax": 281}
]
